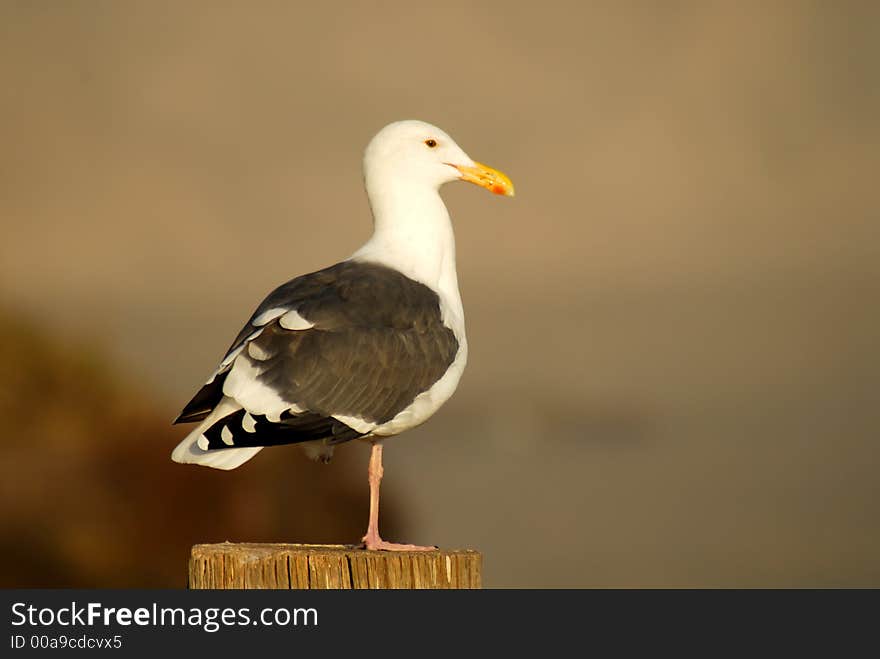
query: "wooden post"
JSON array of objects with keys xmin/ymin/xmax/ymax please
[{"xmin": 188, "ymin": 543, "xmax": 482, "ymax": 589}]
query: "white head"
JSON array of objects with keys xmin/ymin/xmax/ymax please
[
  {"xmin": 363, "ymin": 120, "xmax": 514, "ymax": 197},
  {"xmin": 353, "ymin": 120, "xmax": 514, "ymax": 293}
]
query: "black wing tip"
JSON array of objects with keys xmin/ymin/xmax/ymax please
[
  {"xmin": 172, "ymin": 411, "xmax": 203, "ymax": 425},
  {"xmin": 175, "ymin": 377, "xmax": 227, "ymax": 426},
  {"xmin": 200, "ymin": 410, "xmax": 365, "ymax": 450}
]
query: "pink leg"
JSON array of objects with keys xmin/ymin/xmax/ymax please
[{"xmin": 361, "ymin": 441, "xmax": 436, "ymax": 551}]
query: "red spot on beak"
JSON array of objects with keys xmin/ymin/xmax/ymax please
[{"xmin": 491, "ymin": 184, "xmax": 507, "ymax": 195}]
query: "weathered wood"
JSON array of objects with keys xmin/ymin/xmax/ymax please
[{"xmin": 188, "ymin": 543, "xmax": 482, "ymax": 589}]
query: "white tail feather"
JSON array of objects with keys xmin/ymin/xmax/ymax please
[{"xmin": 171, "ymin": 397, "xmax": 263, "ymax": 470}]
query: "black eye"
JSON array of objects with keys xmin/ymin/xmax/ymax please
[{"xmin": 424, "ymin": 139, "xmax": 438, "ymax": 148}]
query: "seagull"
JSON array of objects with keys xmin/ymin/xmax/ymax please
[{"xmin": 171, "ymin": 120, "xmax": 514, "ymax": 550}]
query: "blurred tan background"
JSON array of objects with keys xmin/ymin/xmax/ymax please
[{"xmin": 1, "ymin": 2, "xmax": 878, "ymax": 587}]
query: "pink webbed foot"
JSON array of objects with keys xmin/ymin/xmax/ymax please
[{"xmin": 361, "ymin": 533, "xmax": 437, "ymax": 552}]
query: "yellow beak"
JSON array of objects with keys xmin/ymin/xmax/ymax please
[{"xmin": 453, "ymin": 161, "xmax": 515, "ymax": 197}]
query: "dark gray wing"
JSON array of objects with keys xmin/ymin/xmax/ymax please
[{"xmin": 175, "ymin": 261, "xmax": 459, "ymax": 450}]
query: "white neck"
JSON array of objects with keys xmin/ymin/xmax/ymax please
[{"xmin": 350, "ymin": 177, "xmax": 463, "ymax": 325}]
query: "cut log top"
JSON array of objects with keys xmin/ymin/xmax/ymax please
[{"xmin": 188, "ymin": 543, "xmax": 482, "ymax": 589}]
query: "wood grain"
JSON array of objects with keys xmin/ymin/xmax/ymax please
[{"xmin": 188, "ymin": 543, "xmax": 481, "ymax": 589}]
